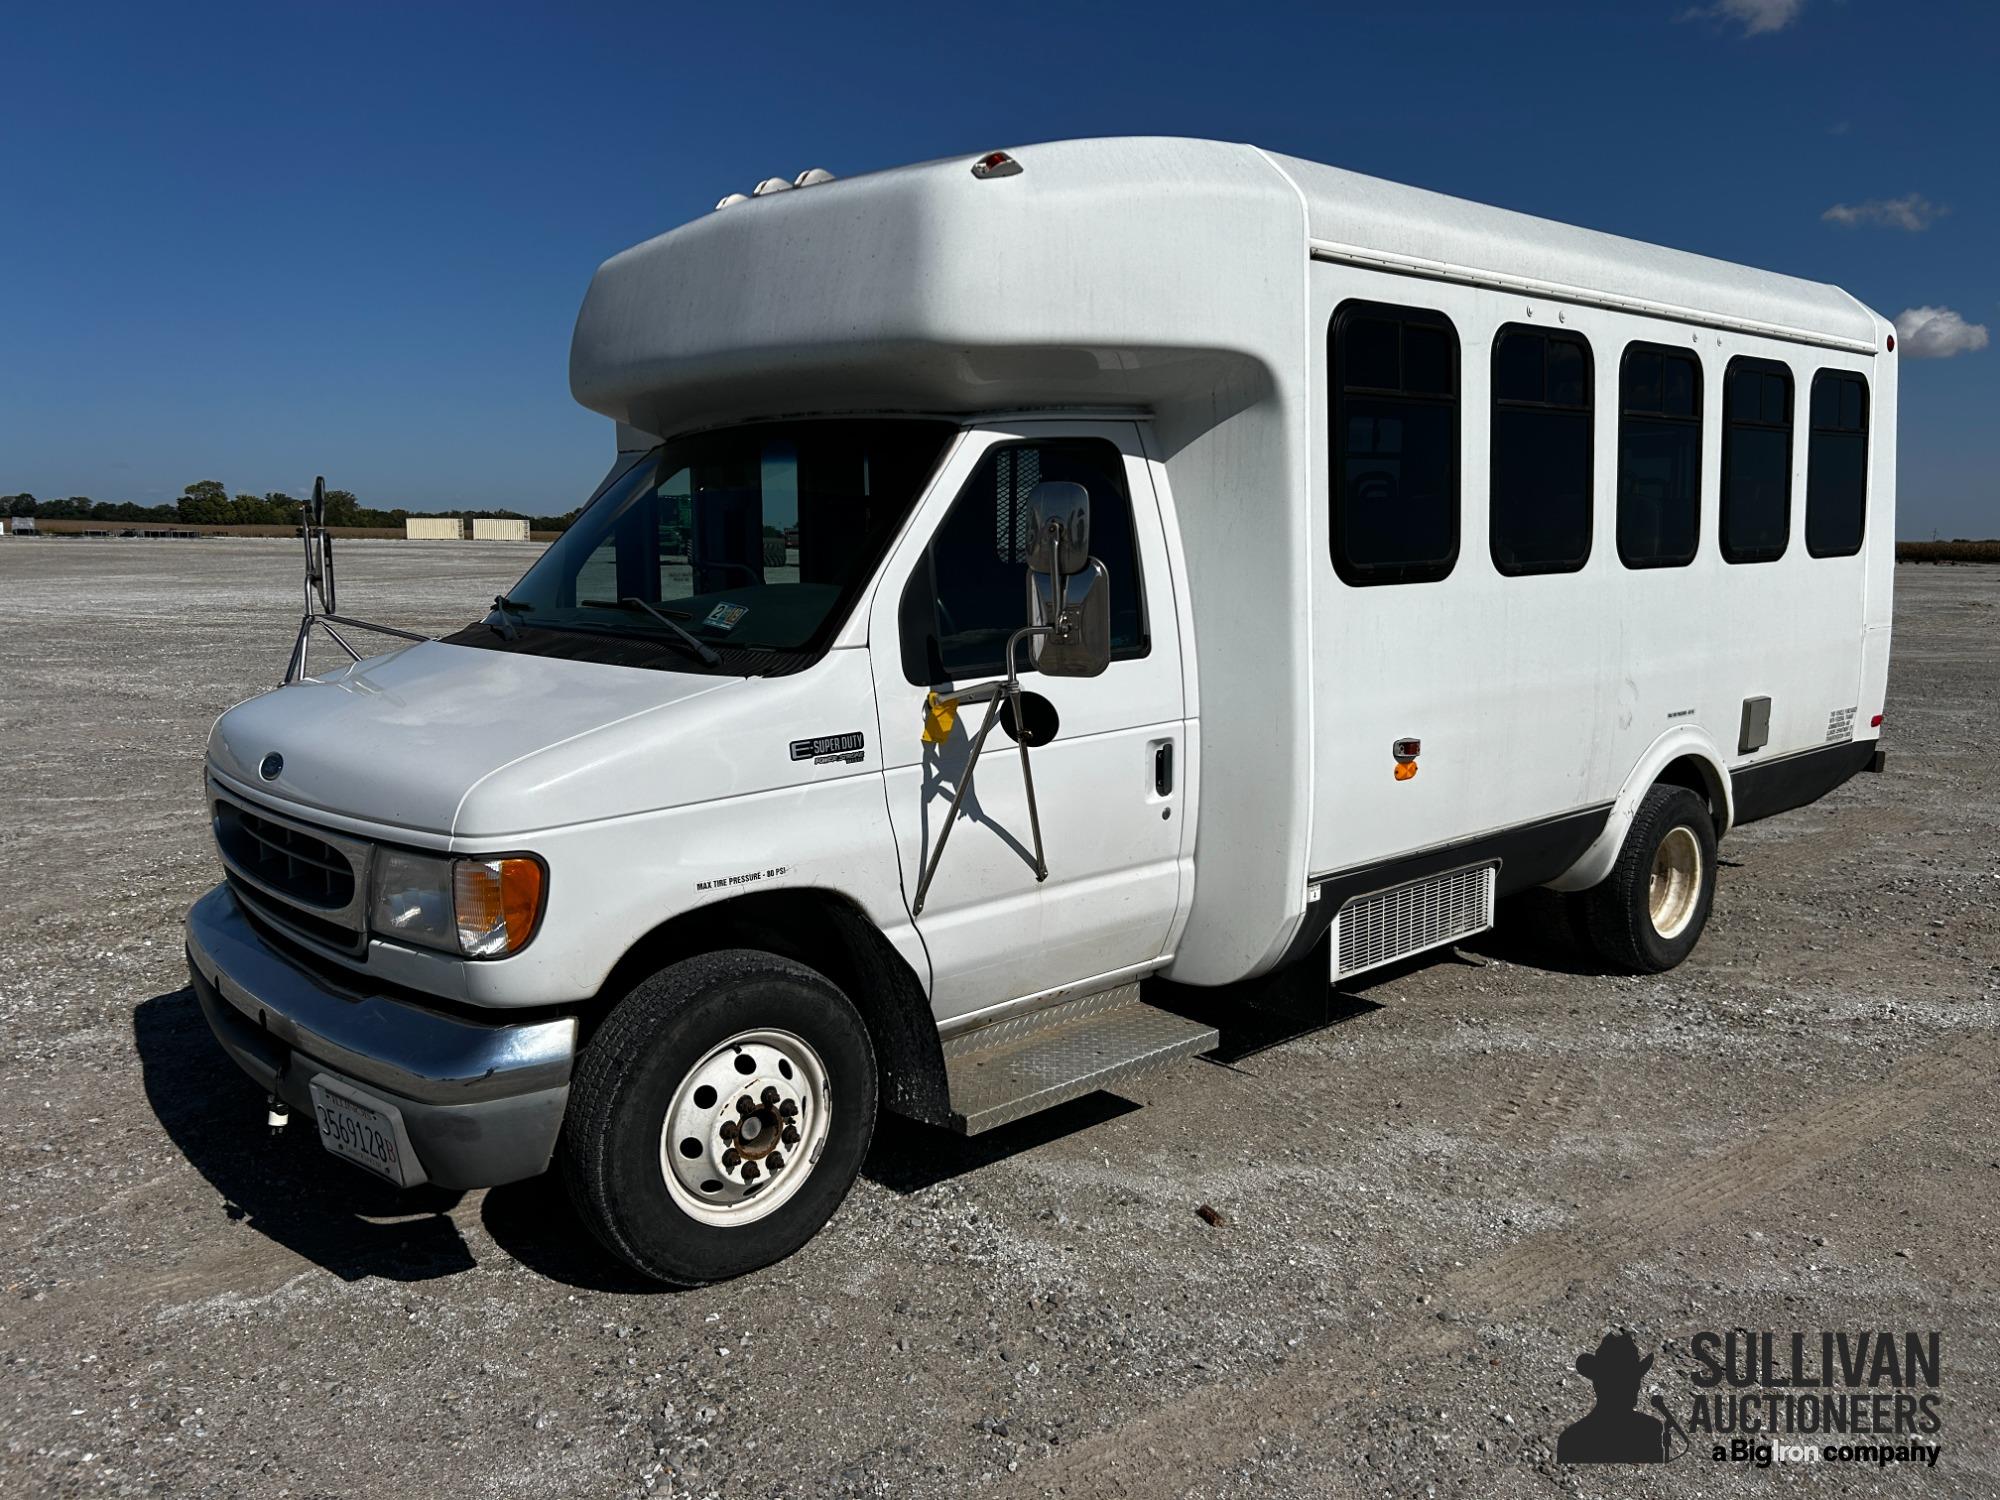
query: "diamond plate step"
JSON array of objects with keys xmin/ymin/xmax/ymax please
[{"xmin": 941, "ymin": 983, "xmax": 1219, "ymax": 1135}]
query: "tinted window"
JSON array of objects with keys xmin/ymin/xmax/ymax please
[
  {"xmin": 1329, "ymin": 302, "xmax": 1459, "ymax": 585},
  {"xmin": 1721, "ymin": 357, "xmax": 1793, "ymax": 563},
  {"xmin": 899, "ymin": 439, "xmax": 1147, "ymax": 685},
  {"xmin": 1490, "ymin": 325, "xmax": 1593, "ymax": 575},
  {"xmin": 1618, "ymin": 344, "xmax": 1703, "ymax": 568},
  {"xmin": 1806, "ymin": 370, "xmax": 1869, "ymax": 557}
]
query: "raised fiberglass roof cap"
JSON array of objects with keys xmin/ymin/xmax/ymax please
[{"xmin": 1257, "ymin": 147, "xmax": 1881, "ymax": 351}]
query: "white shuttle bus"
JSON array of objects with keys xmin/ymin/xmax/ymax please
[{"xmin": 186, "ymin": 139, "xmax": 1893, "ymax": 1284}]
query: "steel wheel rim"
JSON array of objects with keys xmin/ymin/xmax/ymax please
[
  {"xmin": 660, "ymin": 1028, "xmax": 830, "ymax": 1227},
  {"xmin": 1648, "ymin": 826, "xmax": 1702, "ymax": 940}
]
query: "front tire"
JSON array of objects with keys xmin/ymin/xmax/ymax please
[
  {"xmin": 561, "ymin": 950, "xmax": 877, "ymax": 1286},
  {"xmin": 1580, "ymin": 784, "xmax": 1718, "ymax": 974}
]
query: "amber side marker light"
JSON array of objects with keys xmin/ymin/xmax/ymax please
[{"xmin": 454, "ymin": 857, "xmax": 546, "ymax": 957}]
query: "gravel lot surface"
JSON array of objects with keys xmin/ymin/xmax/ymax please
[{"xmin": 2, "ymin": 539, "xmax": 1995, "ymax": 1499}]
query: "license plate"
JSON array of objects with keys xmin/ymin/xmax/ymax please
[{"xmin": 308, "ymin": 1076, "xmax": 413, "ymax": 1187}]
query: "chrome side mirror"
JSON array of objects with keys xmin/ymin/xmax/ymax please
[
  {"xmin": 1029, "ymin": 560, "xmax": 1111, "ymax": 678},
  {"xmin": 304, "ymin": 475, "xmax": 336, "ymax": 614},
  {"xmin": 1026, "ymin": 481, "xmax": 1090, "ymax": 576}
]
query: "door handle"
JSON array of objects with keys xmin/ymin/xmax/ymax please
[{"xmin": 1153, "ymin": 740, "xmax": 1174, "ymax": 796}]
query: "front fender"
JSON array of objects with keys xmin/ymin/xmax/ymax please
[{"xmin": 1546, "ymin": 727, "xmax": 1733, "ymax": 893}]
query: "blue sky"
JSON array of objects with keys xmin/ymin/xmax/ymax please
[{"xmin": 4, "ymin": 1, "xmax": 1994, "ymax": 536}]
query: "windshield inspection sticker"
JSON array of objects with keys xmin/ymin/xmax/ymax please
[
  {"xmin": 791, "ymin": 731, "xmax": 866, "ymax": 765},
  {"xmin": 703, "ymin": 601, "xmax": 748, "ymax": 633}
]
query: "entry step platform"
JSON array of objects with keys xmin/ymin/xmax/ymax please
[{"xmin": 941, "ymin": 982, "xmax": 1219, "ymax": 1135}]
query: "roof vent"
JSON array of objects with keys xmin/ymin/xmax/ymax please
[
  {"xmin": 971, "ymin": 150, "xmax": 1022, "ymax": 180},
  {"xmin": 752, "ymin": 177, "xmax": 793, "ymax": 196},
  {"xmin": 793, "ymin": 167, "xmax": 836, "ymax": 187}
]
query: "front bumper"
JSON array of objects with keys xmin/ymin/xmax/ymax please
[{"xmin": 184, "ymin": 883, "xmax": 577, "ymax": 1189}]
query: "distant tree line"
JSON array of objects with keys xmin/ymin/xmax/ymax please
[{"xmin": 0, "ymin": 480, "xmax": 580, "ymax": 531}]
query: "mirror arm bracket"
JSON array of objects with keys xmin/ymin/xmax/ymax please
[{"xmin": 909, "ymin": 625, "xmax": 1052, "ymax": 917}]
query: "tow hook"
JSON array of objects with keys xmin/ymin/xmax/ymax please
[{"xmin": 266, "ymin": 1094, "xmax": 291, "ymax": 1137}]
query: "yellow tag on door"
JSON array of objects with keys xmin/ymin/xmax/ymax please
[{"xmin": 921, "ymin": 692, "xmax": 959, "ymax": 745}]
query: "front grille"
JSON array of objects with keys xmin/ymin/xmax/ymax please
[
  {"xmin": 1334, "ymin": 862, "xmax": 1496, "ymax": 979},
  {"xmin": 210, "ymin": 788, "xmax": 371, "ymax": 956},
  {"xmin": 215, "ymin": 801, "xmax": 355, "ymax": 908},
  {"xmin": 226, "ymin": 874, "xmax": 363, "ymax": 953}
]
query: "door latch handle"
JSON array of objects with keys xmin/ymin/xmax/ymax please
[{"xmin": 1153, "ymin": 740, "xmax": 1174, "ymax": 796}]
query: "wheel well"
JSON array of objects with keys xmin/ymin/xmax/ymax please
[
  {"xmin": 589, "ymin": 890, "xmax": 950, "ymax": 1127},
  {"xmin": 1655, "ymin": 754, "xmax": 1729, "ymax": 833}
]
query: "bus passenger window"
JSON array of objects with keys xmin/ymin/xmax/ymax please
[
  {"xmin": 1617, "ymin": 344, "xmax": 1703, "ymax": 568},
  {"xmin": 1329, "ymin": 301, "xmax": 1460, "ymax": 585},
  {"xmin": 1721, "ymin": 357, "xmax": 1794, "ymax": 564},
  {"xmin": 1491, "ymin": 325, "xmax": 1593, "ymax": 575},
  {"xmin": 1806, "ymin": 370, "xmax": 1869, "ymax": 557}
]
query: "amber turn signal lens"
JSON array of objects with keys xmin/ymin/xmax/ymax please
[
  {"xmin": 453, "ymin": 857, "xmax": 545, "ymax": 957},
  {"xmin": 1393, "ymin": 761, "xmax": 1419, "ymax": 782}
]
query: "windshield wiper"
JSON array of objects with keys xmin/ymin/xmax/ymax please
[
  {"xmin": 580, "ymin": 597, "xmax": 722, "ymax": 667},
  {"xmin": 487, "ymin": 593, "xmax": 531, "ymax": 640}
]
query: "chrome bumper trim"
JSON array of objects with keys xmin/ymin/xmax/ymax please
[{"xmin": 184, "ymin": 883, "xmax": 575, "ymax": 1105}]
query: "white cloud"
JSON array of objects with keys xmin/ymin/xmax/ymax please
[
  {"xmin": 1680, "ymin": 0, "xmax": 1806, "ymax": 35},
  {"xmin": 1823, "ymin": 194, "xmax": 1947, "ymax": 231},
  {"xmin": 1893, "ymin": 307, "xmax": 1990, "ymax": 360}
]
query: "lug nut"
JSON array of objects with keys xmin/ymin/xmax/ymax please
[
  {"xmin": 760, "ymin": 1085, "xmax": 780, "ymax": 1106},
  {"xmin": 767, "ymin": 1151, "xmax": 785, "ymax": 1171},
  {"xmin": 778, "ymin": 1099, "xmax": 797, "ymax": 1119},
  {"xmin": 780, "ymin": 1124, "xmax": 800, "ymax": 1146},
  {"xmin": 737, "ymin": 1095, "xmax": 755, "ymax": 1115},
  {"xmin": 719, "ymin": 1119, "xmax": 738, "ymax": 1143},
  {"xmin": 722, "ymin": 1148, "xmax": 741, "ymax": 1168},
  {"xmin": 740, "ymin": 1160, "xmax": 760, "ymax": 1182}
]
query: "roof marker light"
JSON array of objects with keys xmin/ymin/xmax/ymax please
[
  {"xmin": 715, "ymin": 193, "xmax": 750, "ymax": 211},
  {"xmin": 752, "ymin": 177, "xmax": 793, "ymax": 196},
  {"xmin": 971, "ymin": 150, "xmax": 1022, "ymax": 180},
  {"xmin": 793, "ymin": 167, "xmax": 836, "ymax": 187}
]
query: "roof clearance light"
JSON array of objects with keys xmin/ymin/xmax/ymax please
[
  {"xmin": 793, "ymin": 167, "xmax": 836, "ymax": 187},
  {"xmin": 971, "ymin": 150, "xmax": 1022, "ymax": 180},
  {"xmin": 715, "ymin": 193, "xmax": 750, "ymax": 210},
  {"xmin": 752, "ymin": 178, "xmax": 793, "ymax": 196}
]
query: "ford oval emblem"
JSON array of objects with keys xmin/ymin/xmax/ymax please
[{"xmin": 259, "ymin": 752, "xmax": 284, "ymax": 781}]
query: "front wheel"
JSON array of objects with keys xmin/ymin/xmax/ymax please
[
  {"xmin": 1579, "ymin": 784, "xmax": 1718, "ymax": 973},
  {"xmin": 560, "ymin": 950, "xmax": 877, "ymax": 1286}
]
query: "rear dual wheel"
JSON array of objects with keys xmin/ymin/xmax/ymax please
[
  {"xmin": 561, "ymin": 950, "xmax": 877, "ymax": 1286},
  {"xmin": 1577, "ymin": 784, "xmax": 1718, "ymax": 973}
]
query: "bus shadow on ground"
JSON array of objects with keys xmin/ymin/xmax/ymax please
[{"xmin": 133, "ymin": 986, "xmax": 478, "ymax": 1284}]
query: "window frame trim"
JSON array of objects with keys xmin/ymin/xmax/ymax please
[
  {"xmin": 1615, "ymin": 340, "xmax": 1705, "ymax": 571},
  {"xmin": 1804, "ymin": 367, "xmax": 1870, "ymax": 560},
  {"xmin": 1719, "ymin": 354, "xmax": 1796, "ymax": 566},
  {"xmin": 1488, "ymin": 321, "xmax": 1596, "ymax": 578},
  {"xmin": 1328, "ymin": 298, "xmax": 1463, "ymax": 588}
]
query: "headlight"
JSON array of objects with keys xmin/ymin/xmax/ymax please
[{"xmin": 369, "ymin": 849, "xmax": 545, "ymax": 957}]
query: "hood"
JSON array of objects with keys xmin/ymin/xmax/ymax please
[{"xmin": 208, "ymin": 640, "xmax": 736, "ymax": 836}]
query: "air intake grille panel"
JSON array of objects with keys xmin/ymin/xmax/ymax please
[{"xmin": 1333, "ymin": 862, "xmax": 1496, "ymax": 979}]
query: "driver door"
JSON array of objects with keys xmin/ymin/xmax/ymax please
[{"xmin": 868, "ymin": 422, "xmax": 1189, "ymax": 1023}]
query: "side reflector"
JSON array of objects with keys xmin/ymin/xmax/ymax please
[
  {"xmin": 1871, "ymin": 713, "xmax": 1884, "ymax": 727},
  {"xmin": 1394, "ymin": 761, "xmax": 1418, "ymax": 782}
]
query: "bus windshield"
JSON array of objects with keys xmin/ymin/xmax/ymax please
[{"xmin": 489, "ymin": 420, "xmax": 954, "ymax": 671}]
